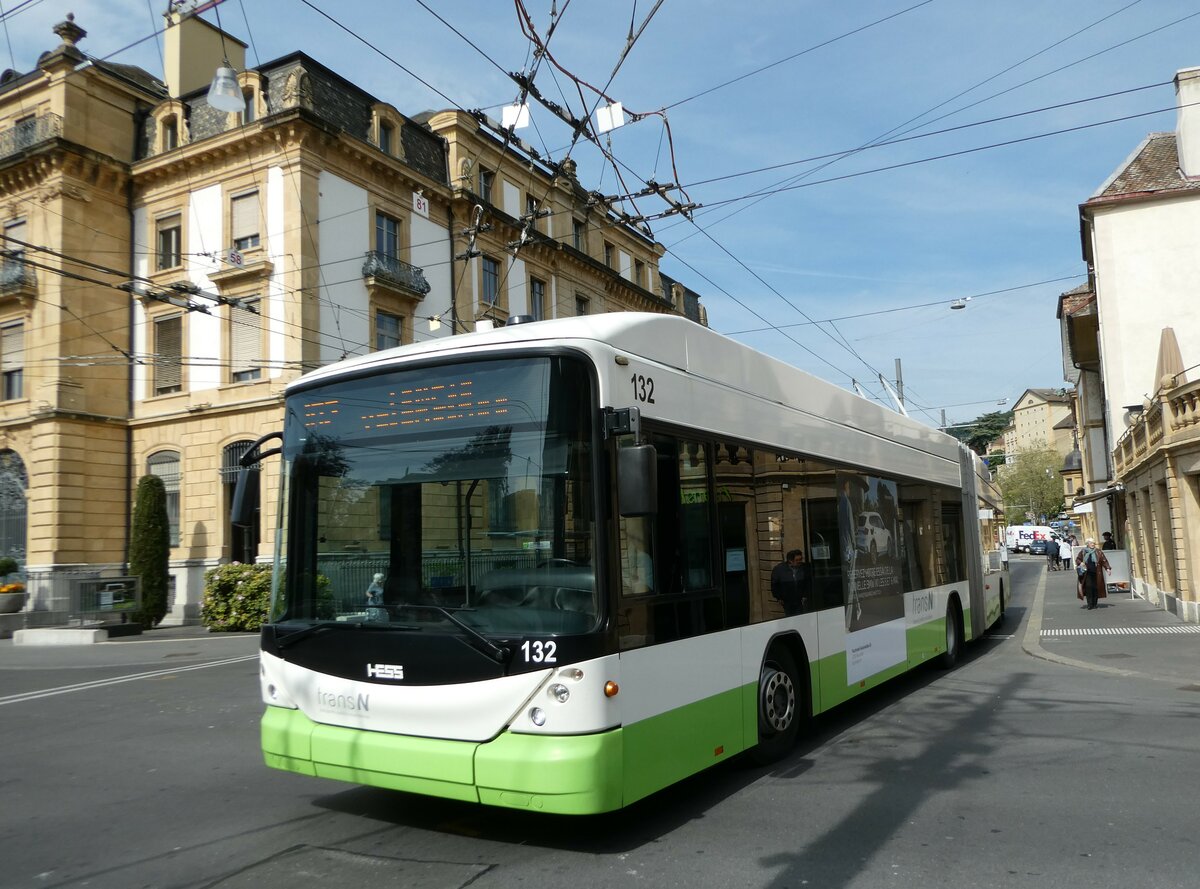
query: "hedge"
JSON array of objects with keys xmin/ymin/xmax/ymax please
[
  {"xmin": 201, "ymin": 564, "xmax": 335, "ymax": 631},
  {"xmin": 201, "ymin": 563, "xmax": 273, "ymax": 631}
]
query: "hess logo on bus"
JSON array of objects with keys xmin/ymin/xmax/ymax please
[{"xmin": 366, "ymin": 663, "xmax": 405, "ymax": 680}]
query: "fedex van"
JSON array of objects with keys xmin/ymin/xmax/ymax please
[{"xmin": 1006, "ymin": 525, "xmax": 1055, "ymax": 554}]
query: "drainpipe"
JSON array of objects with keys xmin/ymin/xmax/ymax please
[
  {"xmin": 123, "ymin": 112, "xmax": 144, "ymax": 567},
  {"xmin": 447, "ymin": 202, "xmax": 458, "ymax": 335},
  {"xmin": 442, "ymin": 136, "xmax": 459, "ymax": 336}
]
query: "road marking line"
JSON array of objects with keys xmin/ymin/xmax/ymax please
[
  {"xmin": 0, "ymin": 654, "xmax": 258, "ymax": 706},
  {"xmin": 1041, "ymin": 626, "xmax": 1200, "ymax": 637}
]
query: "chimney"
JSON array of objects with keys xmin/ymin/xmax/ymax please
[
  {"xmin": 1176, "ymin": 67, "xmax": 1200, "ymax": 179},
  {"xmin": 162, "ymin": 9, "xmax": 246, "ymax": 99}
]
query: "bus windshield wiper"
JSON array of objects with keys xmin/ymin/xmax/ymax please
[
  {"xmin": 390, "ymin": 604, "xmax": 509, "ymax": 663},
  {"xmin": 276, "ymin": 619, "xmax": 420, "ymax": 650}
]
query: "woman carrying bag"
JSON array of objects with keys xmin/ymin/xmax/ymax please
[{"xmin": 1075, "ymin": 537, "xmax": 1111, "ymax": 610}]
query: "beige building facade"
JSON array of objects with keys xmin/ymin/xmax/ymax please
[
  {"xmin": 1008, "ymin": 388, "xmax": 1072, "ymax": 458},
  {"xmin": 0, "ymin": 12, "xmax": 701, "ymax": 630},
  {"xmin": 1112, "ymin": 373, "xmax": 1200, "ymax": 623},
  {"xmin": 1060, "ymin": 67, "xmax": 1200, "ymax": 623}
]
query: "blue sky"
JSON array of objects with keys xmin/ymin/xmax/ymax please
[{"xmin": 7, "ymin": 1, "xmax": 1198, "ymax": 428}]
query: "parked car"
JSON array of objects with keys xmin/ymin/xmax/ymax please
[{"xmin": 855, "ymin": 512, "xmax": 892, "ymax": 558}]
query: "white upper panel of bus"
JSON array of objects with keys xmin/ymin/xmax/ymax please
[{"xmin": 290, "ymin": 313, "xmax": 964, "ymax": 482}]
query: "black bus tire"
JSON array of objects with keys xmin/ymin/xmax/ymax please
[
  {"xmin": 938, "ymin": 598, "xmax": 963, "ymax": 669},
  {"xmin": 749, "ymin": 643, "xmax": 801, "ymax": 765}
]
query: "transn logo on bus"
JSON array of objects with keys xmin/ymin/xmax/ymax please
[
  {"xmin": 367, "ymin": 663, "xmax": 405, "ymax": 680},
  {"xmin": 911, "ymin": 591, "xmax": 935, "ymax": 617},
  {"xmin": 316, "ymin": 688, "xmax": 369, "ymax": 713}
]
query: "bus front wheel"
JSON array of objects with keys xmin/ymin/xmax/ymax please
[{"xmin": 750, "ymin": 644, "xmax": 801, "ymax": 764}]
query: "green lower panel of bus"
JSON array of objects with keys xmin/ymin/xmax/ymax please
[
  {"xmin": 262, "ymin": 685, "xmax": 748, "ymax": 815},
  {"xmin": 262, "ymin": 705, "xmax": 627, "ymax": 814},
  {"xmin": 262, "ymin": 614, "xmax": 985, "ymax": 814}
]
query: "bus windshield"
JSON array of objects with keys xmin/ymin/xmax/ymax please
[{"xmin": 271, "ymin": 354, "xmax": 599, "ymax": 638}]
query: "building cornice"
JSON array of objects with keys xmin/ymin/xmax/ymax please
[{"xmin": 134, "ymin": 108, "xmax": 448, "ymax": 202}]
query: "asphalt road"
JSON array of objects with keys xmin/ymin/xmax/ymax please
[{"xmin": 1, "ymin": 560, "xmax": 1197, "ymax": 889}]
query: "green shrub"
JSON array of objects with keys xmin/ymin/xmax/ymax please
[
  {"xmin": 202, "ymin": 563, "xmax": 273, "ymax": 631},
  {"xmin": 202, "ymin": 564, "xmax": 334, "ymax": 631},
  {"xmin": 130, "ymin": 474, "xmax": 170, "ymax": 627},
  {"xmin": 0, "ymin": 556, "xmax": 18, "ymax": 580}
]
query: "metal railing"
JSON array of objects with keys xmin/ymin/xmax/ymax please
[
  {"xmin": 0, "ymin": 113, "xmax": 62, "ymax": 161},
  {"xmin": 0, "ymin": 255, "xmax": 35, "ymax": 292},
  {"xmin": 362, "ymin": 250, "xmax": 431, "ymax": 295}
]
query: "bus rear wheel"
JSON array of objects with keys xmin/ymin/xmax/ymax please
[
  {"xmin": 749, "ymin": 644, "xmax": 801, "ymax": 764},
  {"xmin": 938, "ymin": 598, "xmax": 963, "ymax": 669}
]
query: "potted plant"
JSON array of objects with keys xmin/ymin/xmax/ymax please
[{"xmin": 0, "ymin": 556, "xmax": 25, "ymax": 614}]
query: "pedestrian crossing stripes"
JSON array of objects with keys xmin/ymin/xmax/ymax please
[{"xmin": 1042, "ymin": 626, "xmax": 1200, "ymax": 637}]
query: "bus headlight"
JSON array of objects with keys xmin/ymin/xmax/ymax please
[
  {"xmin": 529, "ymin": 707, "xmax": 547, "ymax": 726},
  {"xmin": 549, "ymin": 683, "xmax": 570, "ymax": 703}
]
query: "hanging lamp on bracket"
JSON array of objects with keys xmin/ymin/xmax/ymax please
[{"xmin": 207, "ymin": 62, "xmax": 243, "ymax": 112}]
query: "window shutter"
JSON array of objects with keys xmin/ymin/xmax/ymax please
[
  {"xmin": 231, "ymin": 299, "xmax": 261, "ymax": 379},
  {"xmin": 1, "ymin": 324, "xmax": 23, "ymax": 373},
  {"xmin": 155, "ymin": 316, "xmax": 182, "ymax": 392},
  {"xmin": 231, "ymin": 192, "xmax": 259, "ymax": 244},
  {"xmin": 4, "ymin": 220, "xmax": 25, "ymax": 254}
]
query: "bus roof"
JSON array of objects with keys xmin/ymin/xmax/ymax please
[{"xmin": 291, "ymin": 313, "xmax": 962, "ymax": 464}]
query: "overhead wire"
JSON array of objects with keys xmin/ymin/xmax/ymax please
[
  {"xmin": 660, "ymin": 0, "xmax": 936, "ymax": 111},
  {"xmin": 658, "ymin": 0, "xmax": 1186, "ymax": 248},
  {"xmin": 686, "ymin": 101, "xmax": 1196, "ymax": 213},
  {"xmin": 11, "ymin": 3, "xmax": 1157, "ymax": 408}
]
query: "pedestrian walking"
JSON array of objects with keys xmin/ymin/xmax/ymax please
[
  {"xmin": 1102, "ymin": 531, "xmax": 1117, "ymax": 550},
  {"xmin": 1058, "ymin": 537, "xmax": 1072, "ymax": 571},
  {"xmin": 1075, "ymin": 538, "xmax": 1111, "ymax": 610},
  {"xmin": 1047, "ymin": 537, "xmax": 1059, "ymax": 571}
]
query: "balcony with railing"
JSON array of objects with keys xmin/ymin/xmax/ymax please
[
  {"xmin": 0, "ymin": 254, "xmax": 35, "ymax": 303},
  {"xmin": 1114, "ymin": 376, "xmax": 1200, "ymax": 477},
  {"xmin": 0, "ymin": 113, "xmax": 62, "ymax": 163},
  {"xmin": 362, "ymin": 250, "xmax": 431, "ymax": 298}
]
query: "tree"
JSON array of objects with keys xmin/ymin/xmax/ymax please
[
  {"xmin": 997, "ymin": 447, "xmax": 1064, "ymax": 525},
  {"xmin": 945, "ymin": 410, "xmax": 1012, "ymax": 455},
  {"xmin": 964, "ymin": 410, "xmax": 1012, "ymax": 455},
  {"xmin": 130, "ymin": 474, "xmax": 170, "ymax": 627}
]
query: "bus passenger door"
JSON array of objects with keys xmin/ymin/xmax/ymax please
[{"xmin": 718, "ymin": 501, "xmax": 750, "ymax": 628}]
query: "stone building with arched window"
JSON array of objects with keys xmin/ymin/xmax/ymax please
[{"xmin": 0, "ymin": 11, "xmax": 704, "ymax": 631}]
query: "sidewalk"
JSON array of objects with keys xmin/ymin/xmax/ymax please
[
  {"xmin": 1021, "ymin": 557, "xmax": 1200, "ymax": 686},
  {"xmin": 0, "ymin": 623, "xmax": 259, "ymax": 672}
]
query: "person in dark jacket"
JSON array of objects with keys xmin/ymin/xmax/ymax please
[
  {"xmin": 1075, "ymin": 538, "xmax": 1111, "ymax": 610},
  {"xmin": 771, "ymin": 549, "xmax": 810, "ymax": 616}
]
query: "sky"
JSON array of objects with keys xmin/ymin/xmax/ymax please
[{"xmin": 4, "ymin": 0, "xmax": 1198, "ymax": 429}]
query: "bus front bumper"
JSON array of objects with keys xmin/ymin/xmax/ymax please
[{"xmin": 262, "ymin": 706, "xmax": 624, "ymax": 815}]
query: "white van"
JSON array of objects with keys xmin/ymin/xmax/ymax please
[{"xmin": 1006, "ymin": 525, "xmax": 1055, "ymax": 554}]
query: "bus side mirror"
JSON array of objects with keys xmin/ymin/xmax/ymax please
[
  {"xmin": 231, "ymin": 465, "xmax": 260, "ymax": 527},
  {"xmin": 618, "ymin": 444, "xmax": 657, "ymax": 517}
]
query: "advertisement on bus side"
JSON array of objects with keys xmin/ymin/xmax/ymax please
[{"xmin": 838, "ymin": 472, "xmax": 906, "ymax": 683}]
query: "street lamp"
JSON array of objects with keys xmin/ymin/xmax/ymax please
[{"xmin": 207, "ymin": 65, "xmax": 243, "ymax": 112}]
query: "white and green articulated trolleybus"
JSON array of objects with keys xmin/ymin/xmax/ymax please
[{"xmin": 239, "ymin": 312, "xmax": 1008, "ymax": 815}]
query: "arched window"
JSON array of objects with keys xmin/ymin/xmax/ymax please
[
  {"xmin": 0, "ymin": 449, "xmax": 27, "ymax": 562},
  {"xmin": 222, "ymin": 440, "xmax": 259, "ymax": 563},
  {"xmin": 146, "ymin": 450, "xmax": 181, "ymax": 547}
]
